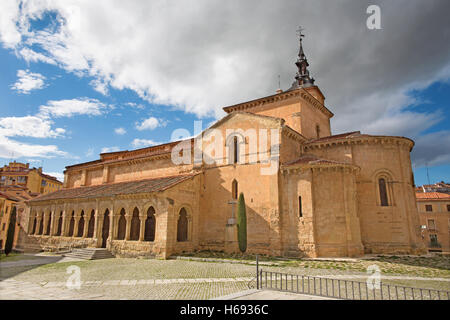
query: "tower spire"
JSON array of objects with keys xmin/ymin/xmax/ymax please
[{"xmin": 289, "ymin": 26, "xmax": 315, "ymax": 90}]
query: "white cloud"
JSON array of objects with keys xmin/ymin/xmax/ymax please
[
  {"xmin": 0, "ymin": 136, "xmax": 68, "ymax": 159},
  {"xmin": 90, "ymin": 78, "xmax": 109, "ymax": 95},
  {"xmin": 11, "ymin": 69, "xmax": 46, "ymax": 94},
  {"xmin": 114, "ymin": 127, "xmax": 126, "ymax": 135},
  {"xmin": 85, "ymin": 147, "xmax": 94, "ymax": 157},
  {"xmin": 131, "ymin": 138, "xmax": 161, "ymax": 148},
  {"xmin": 101, "ymin": 146, "xmax": 120, "ymax": 153},
  {"xmin": 0, "ymin": 115, "xmax": 65, "ymax": 138},
  {"xmin": 0, "ymin": 1, "xmax": 449, "ymax": 166},
  {"xmin": 38, "ymin": 98, "xmax": 108, "ymax": 118},
  {"xmin": 136, "ymin": 117, "xmax": 166, "ymax": 131},
  {"xmin": 45, "ymin": 171, "xmax": 64, "ymax": 182}
]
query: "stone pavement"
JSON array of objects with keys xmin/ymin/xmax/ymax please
[{"xmin": 0, "ymin": 279, "xmax": 104, "ymax": 300}]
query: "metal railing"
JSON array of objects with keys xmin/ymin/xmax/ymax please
[{"xmin": 251, "ymin": 255, "xmax": 450, "ymax": 300}]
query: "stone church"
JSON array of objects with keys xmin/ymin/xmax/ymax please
[{"xmin": 25, "ymin": 34, "xmax": 426, "ymax": 258}]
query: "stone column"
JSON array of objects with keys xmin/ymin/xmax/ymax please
[
  {"xmin": 125, "ymin": 215, "xmax": 132, "ymax": 240},
  {"xmin": 28, "ymin": 211, "xmax": 35, "ymax": 234},
  {"xmin": 42, "ymin": 212, "xmax": 49, "ymax": 235},
  {"xmin": 108, "ymin": 207, "xmax": 115, "ymax": 241},
  {"xmin": 61, "ymin": 210, "xmax": 67, "ymax": 236},
  {"xmin": 49, "ymin": 210, "xmax": 56, "ymax": 236},
  {"xmin": 93, "ymin": 208, "xmax": 99, "ymax": 240},
  {"xmin": 83, "ymin": 213, "xmax": 90, "ymax": 238},
  {"xmin": 73, "ymin": 215, "xmax": 80, "ymax": 237},
  {"xmin": 139, "ymin": 216, "xmax": 146, "ymax": 241},
  {"xmin": 36, "ymin": 215, "xmax": 42, "ymax": 235}
]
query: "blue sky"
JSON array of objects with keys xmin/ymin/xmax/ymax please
[{"xmin": 0, "ymin": 1, "xmax": 449, "ymax": 185}]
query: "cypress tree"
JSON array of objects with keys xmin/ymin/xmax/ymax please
[
  {"xmin": 237, "ymin": 192, "xmax": 247, "ymax": 253},
  {"xmin": 4, "ymin": 206, "xmax": 17, "ymax": 256}
]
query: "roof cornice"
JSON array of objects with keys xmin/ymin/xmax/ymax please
[{"xmin": 222, "ymin": 88, "xmax": 334, "ymax": 118}]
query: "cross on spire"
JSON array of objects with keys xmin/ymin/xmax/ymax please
[{"xmin": 288, "ymin": 26, "xmax": 315, "ymax": 90}]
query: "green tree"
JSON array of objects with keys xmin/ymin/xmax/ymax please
[
  {"xmin": 4, "ymin": 206, "xmax": 17, "ymax": 256},
  {"xmin": 237, "ymin": 192, "xmax": 247, "ymax": 253}
]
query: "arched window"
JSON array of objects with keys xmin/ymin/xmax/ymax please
[
  {"xmin": 316, "ymin": 125, "xmax": 320, "ymax": 138},
  {"xmin": 177, "ymin": 208, "xmax": 188, "ymax": 242},
  {"xmin": 233, "ymin": 136, "xmax": 238, "ymax": 164},
  {"xmin": 378, "ymin": 178, "xmax": 389, "ymax": 206},
  {"xmin": 87, "ymin": 210, "xmax": 95, "ymax": 238},
  {"xmin": 38, "ymin": 214, "xmax": 44, "ymax": 235},
  {"xmin": 130, "ymin": 207, "xmax": 140, "ymax": 241},
  {"xmin": 117, "ymin": 208, "xmax": 126, "ymax": 240},
  {"xmin": 144, "ymin": 207, "xmax": 156, "ymax": 242},
  {"xmin": 56, "ymin": 212, "xmax": 63, "ymax": 236},
  {"xmin": 45, "ymin": 213, "xmax": 52, "ymax": 235},
  {"xmin": 77, "ymin": 211, "xmax": 85, "ymax": 237},
  {"xmin": 232, "ymin": 179, "xmax": 238, "ymax": 200},
  {"xmin": 68, "ymin": 211, "xmax": 75, "ymax": 236},
  {"xmin": 31, "ymin": 216, "xmax": 37, "ymax": 234}
]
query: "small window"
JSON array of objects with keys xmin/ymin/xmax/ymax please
[
  {"xmin": 232, "ymin": 180, "xmax": 238, "ymax": 200},
  {"xmin": 427, "ymin": 219, "xmax": 436, "ymax": 230},
  {"xmin": 233, "ymin": 136, "xmax": 238, "ymax": 164},
  {"xmin": 298, "ymin": 196, "xmax": 303, "ymax": 217},
  {"xmin": 425, "ymin": 205, "xmax": 433, "ymax": 212},
  {"xmin": 379, "ymin": 178, "xmax": 389, "ymax": 206},
  {"xmin": 315, "ymin": 125, "xmax": 320, "ymax": 138},
  {"xmin": 447, "ymin": 204, "xmax": 450, "ymax": 212}
]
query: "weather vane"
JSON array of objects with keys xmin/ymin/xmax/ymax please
[{"xmin": 296, "ymin": 26, "xmax": 305, "ymax": 40}]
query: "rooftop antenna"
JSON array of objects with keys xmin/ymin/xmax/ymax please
[{"xmin": 426, "ymin": 162, "xmax": 431, "ymax": 185}]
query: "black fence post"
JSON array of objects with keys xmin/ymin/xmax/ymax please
[{"xmin": 256, "ymin": 254, "xmax": 259, "ymax": 290}]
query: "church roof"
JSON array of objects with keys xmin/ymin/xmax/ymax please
[
  {"xmin": 282, "ymin": 154, "xmax": 352, "ymax": 167},
  {"xmin": 28, "ymin": 174, "xmax": 197, "ymax": 203}
]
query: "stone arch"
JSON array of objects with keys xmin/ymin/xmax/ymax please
[
  {"xmin": 77, "ymin": 210, "xmax": 85, "ymax": 237},
  {"xmin": 101, "ymin": 209, "xmax": 110, "ymax": 248},
  {"xmin": 56, "ymin": 211, "xmax": 63, "ymax": 236},
  {"xmin": 226, "ymin": 132, "xmax": 245, "ymax": 164},
  {"xmin": 68, "ymin": 211, "xmax": 75, "ymax": 237},
  {"xmin": 130, "ymin": 207, "xmax": 140, "ymax": 241},
  {"xmin": 177, "ymin": 207, "xmax": 189, "ymax": 242},
  {"xmin": 117, "ymin": 208, "xmax": 126, "ymax": 240},
  {"xmin": 31, "ymin": 214, "xmax": 37, "ymax": 234},
  {"xmin": 87, "ymin": 209, "xmax": 95, "ymax": 238},
  {"xmin": 144, "ymin": 206, "xmax": 156, "ymax": 242},
  {"xmin": 45, "ymin": 211, "xmax": 52, "ymax": 235}
]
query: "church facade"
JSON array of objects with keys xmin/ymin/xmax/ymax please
[{"xmin": 24, "ymin": 35, "xmax": 426, "ymax": 258}]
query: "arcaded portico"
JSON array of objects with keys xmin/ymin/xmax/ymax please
[{"xmin": 26, "ymin": 175, "xmax": 199, "ymax": 258}]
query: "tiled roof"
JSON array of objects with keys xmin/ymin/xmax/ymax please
[
  {"xmin": 415, "ymin": 192, "xmax": 450, "ymax": 200},
  {"xmin": 283, "ymin": 154, "xmax": 350, "ymax": 167},
  {"xmin": 0, "ymin": 191, "xmax": 20, "ymax": 202},
  {"xmin": 29, "ymin": 174, "xmax": 197, "ymax": 203},
  {"xmin": 306, "ymin": 131, "xmax": 362, "ymax": 144}
]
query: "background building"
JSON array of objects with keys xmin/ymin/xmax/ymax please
[
  {"xmin": 416, "ymin": 191, "xmax": 450, "ymax": 253},
  {"xmin": 0, "ymin": 161, "xmax": 62, "ymax": 194},
  {"xmin": 416, "ymin": 182, "xmax": 450, "ymax": 195}
]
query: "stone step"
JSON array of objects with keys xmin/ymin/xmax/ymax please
[{"xmin": 63, "ymin": 248, "xmax": 114, "ymax": 260}]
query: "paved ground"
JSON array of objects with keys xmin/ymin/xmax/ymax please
[{"xmin": 0, "ymin": 254, "xmax": 449, "ymax": 300}]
